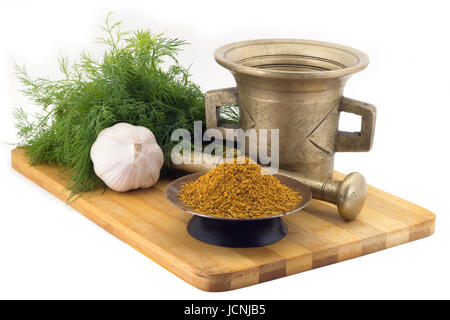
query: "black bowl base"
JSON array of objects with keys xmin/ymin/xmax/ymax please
[{"xmin": 187, "ymin": 215, "xmax": 288, "ymax": 248}]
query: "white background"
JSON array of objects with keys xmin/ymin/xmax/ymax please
[{"xmin": 1, "ymin": 0, "xmax": 449, "ymax": 299}]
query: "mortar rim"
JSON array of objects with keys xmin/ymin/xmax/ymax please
[{"xmin": 214, "ymin": 38, "xmax": 369, "ymax": 80}]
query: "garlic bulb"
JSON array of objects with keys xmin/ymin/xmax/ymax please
[{"xmin": 90, "ymin": 123, "xmax": 164, "ymax": 192}]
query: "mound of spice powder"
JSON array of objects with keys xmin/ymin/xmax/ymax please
[{"xmin": 178, "ymin": 159, "xmax": 302, "ymax": 219}]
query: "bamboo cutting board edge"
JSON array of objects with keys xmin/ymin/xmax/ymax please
[{"xmin": 10, "ymin": 148, "xmax": 435, "ymax": 292}]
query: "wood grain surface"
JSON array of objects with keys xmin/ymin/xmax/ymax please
[{"xmin": 11, "ymin": 148, "xmax": 435, "ymax": 292}]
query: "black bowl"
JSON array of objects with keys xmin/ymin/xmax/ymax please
[{"xmin": 165, "ymin": 172, "xmax": 312, "ymax": 247}]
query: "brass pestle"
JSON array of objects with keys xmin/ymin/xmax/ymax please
[{"xmin": 170, "ymin": 152, "xmax": 367, "ymax": 221}]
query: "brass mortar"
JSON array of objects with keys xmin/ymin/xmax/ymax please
[{"xmin": 204, "ymin": 39, "xmax": 377, "ymax": 220}]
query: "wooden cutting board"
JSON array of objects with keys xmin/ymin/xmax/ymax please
[{"xmin": 11, "ymin": 148, "xmax": 435, "ymax": 292}]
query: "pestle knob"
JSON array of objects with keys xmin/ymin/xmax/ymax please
[
  {"xmin": 336, "ymin": 173, "xmax": 367, "ymax": 220},
  {"xmin": 322, "ymin": 172, "xmax": 367, "ymax": 220}
]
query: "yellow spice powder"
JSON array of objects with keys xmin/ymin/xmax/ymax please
[{"xmin": 178, "ymin": 159, "xmax": 302, "ymax": 219}]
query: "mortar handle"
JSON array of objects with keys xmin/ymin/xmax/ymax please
[
  {"xmin": 205, "ymin": 87, "xmax": 239, "ymax": 137},
  {"xmin": 336, "ymin": 97, "xmax": 377, "ymax": 152}
]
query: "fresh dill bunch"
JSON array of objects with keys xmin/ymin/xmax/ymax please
[{"xmin": 13, "ymin": 13, "xmax": 208, "ymax": 199}]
